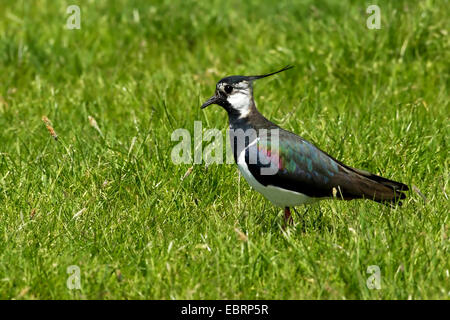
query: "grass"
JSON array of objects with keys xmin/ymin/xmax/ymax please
[{"xmin": 0, "ymin": 0, "xmax": 448, "ymax": 299}]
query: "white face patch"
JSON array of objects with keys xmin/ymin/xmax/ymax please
[
  {"xmin": 218, "ymin": 81, "xmax": 252, "ymax": 118},
  {"xmin": 227, "ymin": 90, "xmax": 252, "ymax": 118}
]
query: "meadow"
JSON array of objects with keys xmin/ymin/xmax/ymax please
[{"xmin": 0, "ymin": 0, "xmax": 448, "ymax": 299}]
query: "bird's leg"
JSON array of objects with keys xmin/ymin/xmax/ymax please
[{"xmin": 284, "ymin": 207, "xmax": 293, "ymax": 226}]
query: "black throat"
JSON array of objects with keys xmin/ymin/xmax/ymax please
[
  {"xmin": 225, "ymin": 100, "xmax": 280, "ymax": 163},
  {"xmin": 227, "ymin": 101, "xmax": 278, "ymax": 131}
]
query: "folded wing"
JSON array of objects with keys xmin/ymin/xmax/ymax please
[{"xmin": 245, "ymin": 130, "xmax": 408, "ymax": 204}]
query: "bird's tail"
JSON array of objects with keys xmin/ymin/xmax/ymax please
[
  {"xmin": 318, "ymin": 148, "xmax": 409, "ymax": 205},
  {"xmin": 348, "ymin": 168, "xmax": 409, "ymax": 205}
]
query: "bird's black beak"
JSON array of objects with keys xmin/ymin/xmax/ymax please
[{"xmin": 201, "ymin": 94, "xmax": 219, "ymax": 109}]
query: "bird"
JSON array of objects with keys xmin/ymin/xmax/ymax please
[{"xmin": 201, "ymin": 66, "xmax": 408, "ymax": 226}]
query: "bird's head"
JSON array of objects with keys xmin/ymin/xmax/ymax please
[{"xmin": 201, "ymin": 65, "xmax": 293, "ymax": 118}]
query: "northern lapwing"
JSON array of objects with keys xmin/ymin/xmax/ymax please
[{"xmin": 201, "ymin": 66, "xmax": 408, "ymax": 226}]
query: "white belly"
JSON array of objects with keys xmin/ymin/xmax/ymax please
[{"xmin": 236, "ymin": 143, "xmax": 318, "ymax": 207}]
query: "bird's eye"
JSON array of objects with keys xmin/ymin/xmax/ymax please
[{"xmin": 224, "ymin": 85, "xmax": 233, "ymax": 94}]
